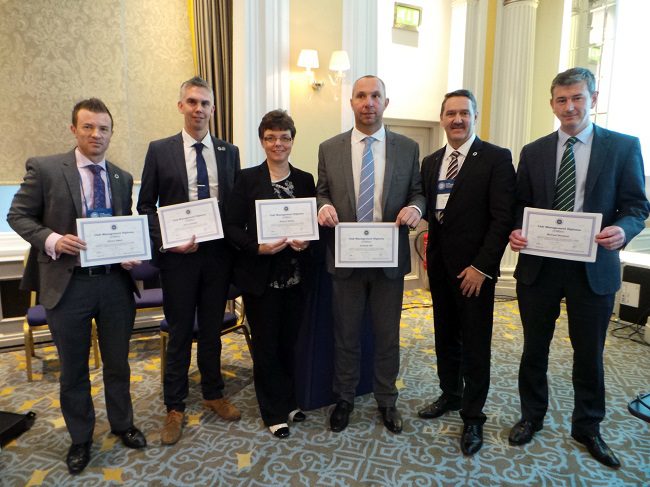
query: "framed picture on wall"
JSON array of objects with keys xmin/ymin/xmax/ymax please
[{"xmin": 393, "ymin": 3, "xmax": 422, "ymax": 32}]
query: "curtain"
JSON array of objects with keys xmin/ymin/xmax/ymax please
[{"xmin": 192, "ymin": 0, "xmax": 233, "ymax": 142}]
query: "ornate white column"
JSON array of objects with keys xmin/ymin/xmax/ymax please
[
  {"xmin": 233, "ymin": 0, "xmax": 290, "ymax": 167},
  {"xmin": 490, "ymin": 0, "xmax": 539, "ymax": 295},
  {"xmin": 462, "ymin": 0, "xmax": 488, "ymax": 135},
  {"xmin": 341, "ymin": 0, "xmax": 378, "ymax": 131}
]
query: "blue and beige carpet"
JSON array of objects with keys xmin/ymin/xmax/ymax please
[{"xmin": 0, "ymin": 289, "xmax": 648, "ymax": 486}]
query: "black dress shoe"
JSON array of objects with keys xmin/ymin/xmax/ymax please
[
  {"xmin": 378, "ymin": 406, "xmax": 403, "ymax": 434},
  {"xmin": 66, "ymin": 441, "xmax": 91, "ymax": 475},
  {"xmin": 112, "ymin": 426, "xmax": 147, "ymax": 449},
  {"xmin": 461, "ymin": 424, "xmax": 483, "ymax": 455},
  {"xmin": 571, "ymin": 432, "xmax": 621, "ymax": 469},
  {"xmin": 417, "ymin": 396, "xmax": 461, "ymax": 419},
  {"xmin": 509, "ymin": 419, "xmax": 542, "ymax": 445},
  {"xmin": 330, "ymin": 400, "xmax": 353, "ymax": 432}
]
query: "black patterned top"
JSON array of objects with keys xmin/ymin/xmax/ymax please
[{"xmin": 268, "ymin": 172, "xmax": 301, "ymax": 289}]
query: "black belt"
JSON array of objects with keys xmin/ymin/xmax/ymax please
[{"xmin": 73, "ymin": 264, "xmax": 122, "ymax": 276}]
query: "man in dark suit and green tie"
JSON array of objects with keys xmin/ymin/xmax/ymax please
[
  {"xmin": 8, "ymin": 98, "xmax": 146, "ymax": 474},
  {"xmin": 508, "ymin": 67, "xmax": 650, "ymax": 469}
]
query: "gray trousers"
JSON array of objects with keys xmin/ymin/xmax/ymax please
[
  {"xmin": 47, "ymin": 270, "xmax": 135, "ymax": 444},
  {"xmin": 331, "ymin": 268, "xmax": 404, "ymax": 407}
]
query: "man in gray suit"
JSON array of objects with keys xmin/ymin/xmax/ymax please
[
  {"xmin": 7, "ymin": 99, "xmax": 146, "ymax": 474},
  {"xmin": 317, "ymin": 75, "xmax": 425, "ymax": 433}
]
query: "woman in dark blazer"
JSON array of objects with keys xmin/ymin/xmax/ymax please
[{"xmin": 225, "ymin": 110, "xmax": 316, "ymax": 438}]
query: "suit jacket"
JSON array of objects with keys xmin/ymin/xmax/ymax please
[
  {"xmin": 224, "ymin": 161, "xmax": 316, "ymax": 296},
  {"xmin": 136, "ymin": 132, "xmax": 240, "ymax": 267},
  {"xmin": 316, "ymin": 128, "xmax": 426, "ymax": 279},
  {"xmin": 7, "ymin": 150, "xmax": 136, "ymax": 309},
  {"xmin": 514, "ymin": 125, "xmax": 650, "ymax": 295},
  {"xmin": 421, "ymin": 137, "xmax": 516, "ymax": 279}
]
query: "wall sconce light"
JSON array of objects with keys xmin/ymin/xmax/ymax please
[
  {"xmin": 297, "ymin": 49, "xmax": 324, "ymax": 91},
  {"xmin": 329, "ymin": 50, "xmax": 351, "ymax": 85}
]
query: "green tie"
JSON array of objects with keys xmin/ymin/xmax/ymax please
[{"xmin": 553, "ymin": 136, "xmax": 578, "ymax": 211}]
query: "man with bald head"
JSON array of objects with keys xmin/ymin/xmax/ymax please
[{"xmin": 317, "ymin": 75, "xmax": 425, "ymax": 433}]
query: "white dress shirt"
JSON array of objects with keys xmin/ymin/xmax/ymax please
[
  {"xmin": 556, "ymin": 124, "xmax": 593, "ymax": 212},
  {"xmin": 182, "ymin": 129, "xmax": 219, "ymax": 201},
  {"xmin": 351, "ymin": 126, "xmax": 386, "ymax": 221}
]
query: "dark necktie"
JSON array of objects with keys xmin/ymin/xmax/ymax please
[
  {"xmin": 193, "ymin": 142, "xmax": 210, "ymax": 199},
  {"xmin": 357, "ymin": 136, "xmax": 376, "ymax": 222},
  {"xmin": 87, "ymin": 164, "xmax": 106, "ymax": 209},
  {"xmin": 553, "ymin": 136, "xmax": 578, "ymax": 211},
  {"xmin": 438, "ymin": 151, "xmax": 461, "ymax": 222},
  {"xmin": 446, "ymin": 150, "xmax": 461, "ymax": 180}
]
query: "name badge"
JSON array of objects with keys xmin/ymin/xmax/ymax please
[
  {"xmin": 88, "ymin": 207, "xmax": 113, "ymax": 218},
  {"xmin": 435, "ymin": 179, "xmax": 454, "ymax": 211}
]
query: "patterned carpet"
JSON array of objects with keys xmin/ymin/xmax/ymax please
[{"xmin": 0, "ymin": 289, "xmax": 648, "ymax": 486}]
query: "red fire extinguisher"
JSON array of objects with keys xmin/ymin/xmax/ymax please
[{"xmin": 422, "ymin": 232, "xmax": 428, "ymax": 270}]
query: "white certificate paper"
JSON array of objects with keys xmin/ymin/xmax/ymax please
[
  {"xmin": 255, "ymin": 197, "xmax": 319, "ymax": 244},
  {"xmin": 158, "ymin": 198, "xmax": 224, "ymax": 249},
  {"xmin": 521, "ymin": 207, "xmax": 602, "ymax": 263},
  {"xmin": 335, "ymin": 222, "xmax": 399, "ymax": 268},
  {"xmin": 77, "ymin": 215, "xmax": 151, "ymax": 267}
]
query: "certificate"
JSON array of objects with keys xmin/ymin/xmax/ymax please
[
  {"xmin": 158, "ymin": 198, "xmax": 224, "ymax": 249},
  {"xmin": 335, "ymin": 222, "xmax": 399, "ymax": 268},
  {"xmin": 77, "ymin": 215, "xmax": 151, "ymax": 267},
  {"xmin": 255, "ymin": 197, "xmax": 319, "ymax": 244},
  {"xmin": 521, "ymin": 207, "xmax": 602, "ymax": 263}
]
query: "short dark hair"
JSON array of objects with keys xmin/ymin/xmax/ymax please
[
  {"xmin": 179, "ymin": 76, "xmax": 214, "ymax": 101},
  {"xmin": 551, "ymin": 67, "xmax": 596, "ymax": 96},
  {"xmin": 71, "ymin": 98, "xmax": 113, "ymax": 129},
  {"xmin": 258, "ymin": 109, "xmax": 296, "ymax": 139},
  {"xmin": 440, "ymin": 89, "xmax": 478, "ymax": 116}
]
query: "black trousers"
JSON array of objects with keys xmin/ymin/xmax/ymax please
[
  {"xmin": 244, "ymin": 284, "xmax": 303, "ymax": 426},
  {"xmin": 47, "ymin": 270, "xmax": 135, "ymax": 444},
  {"xmin": 428, "ymin": 265, "xmax": 495, "ymax": 425},
  {"xmin": 516, "ymin": 258, "xmax": 614, "ymax": 436},
  {"xmin": 161, "ymin": 241, "xmax": 231, "ymax": 412}
]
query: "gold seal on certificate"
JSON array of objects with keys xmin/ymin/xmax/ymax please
[
  {"xmin": 334, "ymin": 222, "xmax": 399, "ymax": 268},
  {"xmin": 255, "ymin": 197, "xmax": 319, "ymax": 244},
  {"xmin": 157, "ymin": 198, "xmax": 224, "ymax": 249},
  {"xmin": 77, "ymin": 215, "xmax": 152, "ymax": 267},
  {"xmin": 521, "ymin": 207, "xmax": 603, "ymax": 263}
]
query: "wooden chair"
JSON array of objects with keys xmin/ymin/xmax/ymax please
[
  {"xmin": 159, "ymin": 285, "xmax": 252, "ymax": 382},
  {"xmin": 23, "ymin": 293, "xmax": 100, "ymax": 382}
]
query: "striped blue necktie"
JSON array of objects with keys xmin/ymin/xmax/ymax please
[
  {"xmin": 357, "ymin": 136, "xmax": 376, "ymax": 222},
  {"xmin": 553, "ymin": 136, "xmax": 578, "ymax": 211}
]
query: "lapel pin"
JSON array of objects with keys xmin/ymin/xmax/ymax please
[
  {"xmin": 114, "ymin": 174, "xmax": 120, "ymax": 179},
  {"xmin": 472, "ymin": 152, "xmax": 478, "ymax": 156},
  {"xmin": 217, "ymin": 146, "xmax": 226, "ymax": 151}
]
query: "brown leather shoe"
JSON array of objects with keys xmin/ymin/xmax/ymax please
[
  {"xmin": 203, "ymin": 398, "xmax": 241, "ymax": 421},
  {"xmin": 160, "ymin": 410, "xmax": 184, "ymax": 445}
]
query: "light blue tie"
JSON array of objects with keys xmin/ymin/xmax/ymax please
[{"xmin": 357, "ymin": 136, "xmax": 376, "ymax": 222}]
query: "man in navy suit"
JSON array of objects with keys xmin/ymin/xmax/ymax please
[
  {"xmin": 137, "ymin": 77, "xmax": 241, "ymax": 445},
  {"xmin": 418, "ymin": 90, "xmax": 515, "ymax": 455},
  {"xmin": 508, "ymin": 67, "xmax": 649, "ymax": 469},
  {"xmin": 317, "ymin": 75, "xmax": 425, "ymax": 434}
]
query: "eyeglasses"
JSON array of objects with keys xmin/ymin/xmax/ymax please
[{"xmin": 263, "ymin": 135, "xmax": 293, "ymax": 144}]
